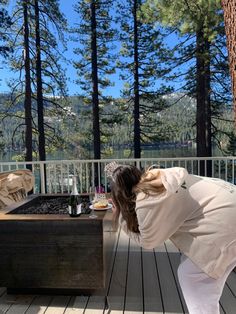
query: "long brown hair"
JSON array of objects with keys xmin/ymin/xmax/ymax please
[{"xmin": 111, "ymin": 165, "xmax": 165, "ymax": 233}]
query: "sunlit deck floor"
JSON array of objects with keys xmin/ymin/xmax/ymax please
[{"xmin": 0, "ymin": 229, "xmax": 235, "ymax": 314}]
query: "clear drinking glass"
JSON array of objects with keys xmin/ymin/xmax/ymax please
[{"xmin": 89, "ymin": 187, "xmax": 97, "ymax": 218}]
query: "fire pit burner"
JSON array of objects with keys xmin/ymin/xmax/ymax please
[{"xmin": 7, "ymin": 195, "xmax": 91, "ymax": 215}]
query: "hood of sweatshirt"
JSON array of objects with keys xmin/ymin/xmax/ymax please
[{"xmin": 147, "ymin": 167, "xmax": 188, "ymax": 196}]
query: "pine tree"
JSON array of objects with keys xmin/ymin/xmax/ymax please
[
  {"xmin": 3, "ymin": 0, "xmax": 68, "ymax": 161},
  {"xmin": 0, "ymin": 0, "xmax": 12, "ymax": 57},
  {"xmin": 0, "ymin": 1, "xmax": 12, "ymax": 156},
  {"xmin": 142, "ymin": 0, "xmax": 231, "ymax": 173},
  {"xmin": 34, "ymin": 0, "xmax": 45, "ymax": 162},
  {"xmin": 224, "ymin": 131, "xmax": 236, "ymax": 156},
  {"xmin": 116, "ymin": 0, "xmax": 171, "ymax": 158},
  {"xmin": 0, "ymin": 0, "xmax": 11, "ymax": 57},
  {"xmin": 73, "ymin": 0, "xmax": 117, "ymax": 159},
  {"xmin": 73, "ymin": 0, "xmax": 116, "ymax": 184},
  {"xmin": 32, "ymin": 0, "xmax": 67, "ymax": 162},
  {"xmin": 23, "ymin": 0, "xmax": 33, "ymax": 163}
]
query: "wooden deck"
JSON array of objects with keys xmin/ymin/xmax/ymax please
[{"xmin": 0, "ymin": 229, "xmax": 235, "ymax": 314}]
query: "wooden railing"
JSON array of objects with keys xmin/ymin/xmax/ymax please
[{"xmin": 0, "ymin": 156, "xmax": 235, "ymax": 194}]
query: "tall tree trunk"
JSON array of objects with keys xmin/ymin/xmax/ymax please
[
  {"xmin": 196, "ymin": 28, "xmax": 207, "ymax": 157},
  {"xmin": 91, "ymin": 0, "xmax": 100, "ymax": 186},
  {"xmin": 205, "ymin": 39, "xmax": 212, "ymax": 176},
  {"xmin": 35, "ymin": 0, "xmax": 46, "ymax": 162},
  {"xmin": 35, "ymin": 0, "xmax": 47, "ymax": 192},
  {"xmin": 133, "ymin": 0, "xmax": 141, "ymax": 159},
  {"xmin": 222, "ymin": 0, "xmax": 236, "ymax": 126},
  {"xmin": 196, "ymin": 28, "xmax": 209, "ymax": 175},
  {"xmin": 23, "ymin": 0, "xmax": 32, "ymax": 166}
]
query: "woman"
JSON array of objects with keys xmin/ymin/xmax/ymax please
[{"xmin": 105, "ymin": 162, "xmax": 236, "ymax": 314}]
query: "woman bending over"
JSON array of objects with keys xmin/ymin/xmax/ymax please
[{"xmin": 105, "ymin": 162, "xmax": 236, "ymax": 314}]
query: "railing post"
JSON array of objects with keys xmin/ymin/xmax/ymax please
[
  {"xmin": 40, "ymin": 162, "xmax": 46, "ymax": 194},
  {"xmin": 233, "ymin": 158, "xmax": 235, "ymax": 184}
]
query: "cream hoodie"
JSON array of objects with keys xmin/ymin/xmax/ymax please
[{"xmin": 119, "ymin": 167, "xmax": 236, "ymax": 279}]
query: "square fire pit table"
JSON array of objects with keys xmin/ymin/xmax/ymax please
[{"xmin": 0, "ymin": 194, "xmax": 117, "ymax": 295}]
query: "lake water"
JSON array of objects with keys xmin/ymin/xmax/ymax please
[{"xmin": 0, "ymin": 146, "xmax": 223, "ymax": 162}]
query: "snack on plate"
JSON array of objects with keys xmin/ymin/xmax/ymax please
[{"xmin": 93, "ymin": 199, "xmax": 108, "ymax": 209}]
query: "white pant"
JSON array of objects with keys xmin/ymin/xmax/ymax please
[{"xmin": 177, "ymin": 255, "xmax": 236, "ymax": 314}]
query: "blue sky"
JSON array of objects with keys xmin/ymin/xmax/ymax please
[
  {"xmin": 0, "ymin": 0, "xmax": 124, "ymax": 97},
  {"xmin": 0, "ymin": 1, "xmax": 184, "ymax": 98},
  {"xmin": 59, "ymin": 0, "xmax": 124, "ymax": 97}
]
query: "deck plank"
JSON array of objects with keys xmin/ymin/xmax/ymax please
[
  {"xmin": 25, "ymin": 295, "xmax": 52, "ymax": 314},
  {"xmin": 220, "ymin": 283, "xmax": 236, "ymax": 314},
  {"xmin": 0, "ymin": 293, "xmax": 21, "ymax": 313},
  {"xmin": 124, "ymin": 238, "xmax": 143, "ymax": 314},
  {"xmin": 84, "ymin": 295, "xmax": 106, "ymax": 313},
  {"xmin": 3, "ymin": 294, "xmax": 35, "ymax": 314},
  {"xmin": 64, "ymin": 295, "xmax": 88, "ymax": 314},
  {"xmin": 154, "ymin": 243, "xmax": 184, "ymax": 313},
  {"xmin": 142, "ymin": 247, "xmax": 164, "ymax": 314},
  {"xmin": 220, "ymin": 270, "xmax": 236, "ymax": 314},
  {"xmin": 219, "ymin": 302, "xmax": 226, "ymax": 314},
  {"xmin": 164, "ymin": 241, "xmax": 188, "ymax": 313},
  {"xmin": 107, "ymin": 230, "xmax": 129, "ymax": 313},
  {"xmin": 225, "ymin": 271, "xmax": 236, "ymax": 296},
  {"xmin": 44, "ymin": 295, "xmax": 71, "ymax": 314}
]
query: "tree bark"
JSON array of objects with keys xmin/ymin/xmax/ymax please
[
  {"xmin": 222, "ymin": 0, "xmax": 236, "ymax": 126},
  {"xmin": 35, "ymin": 0, "xmax": 46, "ymax": 162},
  {"xmin": 23, "ymin": 0, "xmax": 32, "ymax": 166},
  {"xmin": 133, "ymin": 0, "xmax": 141, "ymax": 159},
  {"xmin": 205, "ymin": 39, "xmax": 212, "ymax": 176},
  {"xmin": 196, "ymin": 28, "xmax": 212, "ymax": 175},
  {"xmin": 91, "ymin": 0, "xmax": 100, "ymax": 186},
  {"xmin": 35, "ymin": 0, "xmax": 47, "ymax": 192},
  {"xmin": 196, "ymin": 28, "xmax": 207, "ymax": 157}
]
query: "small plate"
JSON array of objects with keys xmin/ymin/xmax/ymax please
[{"xmin": 89, "ymin": 204, "xmax": 112, "ymax": 211}]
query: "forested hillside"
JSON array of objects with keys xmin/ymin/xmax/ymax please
[
  {"xmin": 0, "ymin": 92, "xmax": 233, "ymax": 160},
  {"xmin": 0, "ymin": 0, "xmax": 234, "ymax": 164}
]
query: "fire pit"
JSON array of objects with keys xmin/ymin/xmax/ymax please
[
  {"xmin": 0, "ymin": 195, "xmax": 117, "ymax": 295},
  {"xmin": 8, "ymin": 196, "xmax": 70, "ymax": 214},
  {"xmin": 7, "ymin": 195, "xmax": 91, "ymax": 215}
]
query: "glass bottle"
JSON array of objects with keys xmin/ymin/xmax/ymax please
[{"xmin": 68, "ymin": 175, "xmax": 82, "ymax": 217}]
